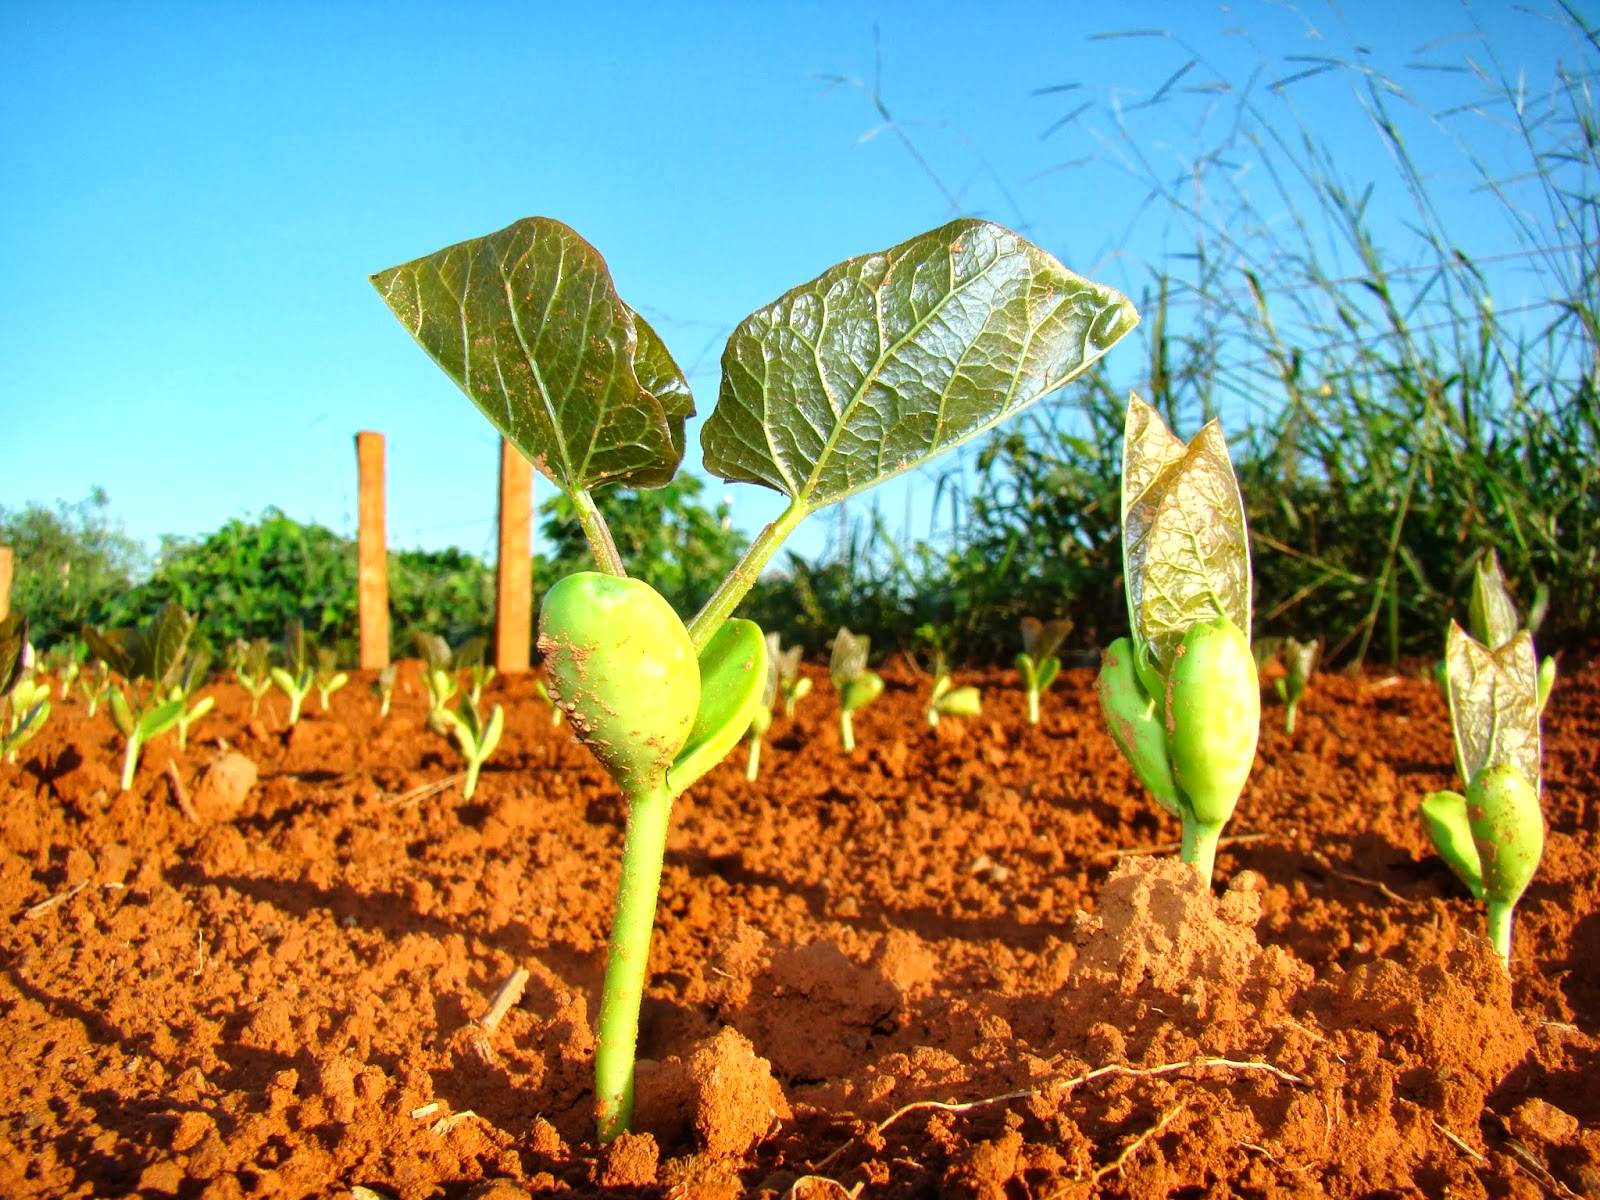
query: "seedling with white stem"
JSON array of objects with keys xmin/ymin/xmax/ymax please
[
  {"xmin": 1274, "ymin": 637, "xmax": 1319, "ymax": 734},
  {"xmin": 374, "ymin": 214, "xmax": 1136, "ymax": 1142},
  {"xmin": 1098, "ymin": 395, "xmax": 1258, "ymax": 886},
  {"xmin": 439, "ymin": 695, "xmax": 505, "ymax": 801},
  {"xmin": 1015, "ymin": 616, "xmax": 1071, "ymax": 725},
  {"xmin": 1418, "ymin": 621, "xmax": 1545, "ymax": 967},
  {"xmin": 454, "ymin": 635, "xmax": 496, "ymax": 708},
  {"xmin": 230, "ymin": 638, "xmax": 274, "ymax": 719},
  {"xmin": 167, "ymin": 646, "xmax": 215, "ymax": 751},
  {"xmin": 44, "ymin": 643, "xmax": 81, "ymax": 700},
  {"xmin": 414, "ymin": 632, "xmax": 460, "ymax": 733},
  {"xmin": 78, "ymin": 659, "xmax": 112, "ymax": 718},
  {"xmin": 773, "ymin": 640, "xmax": 812, "ymax": 719},
  {"xmin": 373, "ymin": 663, "xmax": 397, "ymax": 720},
  {"xmin": 83, "ymin": 602, "xmax": 195, "ymax": 791},
  {"xmin": 831, "ymin": 628, "xmax": 884, "ymax": 754},
  {"xmin": 744, "ymin": 634, "xmax": 782, "ymax": 781},
  {"xmin": 314, "ymin": 646, "xmax": 349, "ymax": 712},
  {"xmin": 1, "ymin": 616, "xmax": 51, "ymax": 764},
  {"xmin": 269, "ymin": 621, "xmax": 316, "ymax": 727}
]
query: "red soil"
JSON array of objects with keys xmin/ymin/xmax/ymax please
[{"xmin": 1, "ymin": 653, "xmax": 1596, "ymax": 1198}]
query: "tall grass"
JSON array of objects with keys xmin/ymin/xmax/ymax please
[{"xmin": 793, "ymin": 3, "xmax": 1599, "ymax": 666}]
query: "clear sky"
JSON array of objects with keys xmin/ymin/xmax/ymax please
[{"xmin": 1, "ymin": 1, "xmax": 1583, "ymax": 568}]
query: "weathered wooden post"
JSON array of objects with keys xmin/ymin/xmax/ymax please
[
  {"xmin": 0, "ymin": 546, "xmax": 12, "ymax": 622},
  {"xmin": 355, "ymin": 431, "xmax": 389, "ymax": 670},
  {"xmin": 495, "ymin": 439, "xmax": 533, "ymax": 673}
]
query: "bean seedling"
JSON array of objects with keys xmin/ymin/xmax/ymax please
[
  {"xmin": 1015, "ymin": 616, "xmax": 1070, "ymax": 725},
  {"xmin": 43, "ymin": 642, "xmax": 81, "ymax": 700},
  {"xmin": 1273, "ymin": 637, "xmax": 1319, "ymax": 734},
  {"xmin": 314, "ymin": 646, "xmax": 350, "ymax": 712},
  {"xmin": 413, "ymin": 632, "xmax": 461, "ymax": 733},
  {"xmin": 773, "ymin": 640, "xmax": 812, "ymax": 719},
  {"xmin": 373, "ymin": 214, "xmax": 1136, "ymax": 1141},
  {"xmin": 453, "ymin": 635, "xmax": 496, "ymax": 708},
  {"xmin": 1418, "ymin": 621, "xmax": 1545, "ymax": 966},
  {"xmin": 167, "ymin": 645, "xmax": 215, "ymax": 752},
  {"xmin": 831, "ymin": 628, "xmax": 884, "ymax": 754},
  {"xmin": 230, "ymin": 638, "xmax": 274, "ymax": 719},
  {"xmin": 269, "ymin": 621, "xmax": 316, "ymax": 727},
  {"xmin": 439, "ymin": 695, "xmax": 505, "ymax": 801},
  {"xmin": 83, "ymin": 602, "xmax": 195, "ymax": 791},
  {"xmin": 78, "ymin": 658, "xmax": 112, "ymax": 718},
  {"xmin": 1, "ymin": 616, "xmax": 51, "ymax": 764},
  {"xmin": 1098, "ymin": 395, "xmax": 1258, "ymax": 885},
  {"xmin": 743, "ymin": 634, "xmax": 783, "ymax": 781},
  {"xmin": 373, "ymin": 663, "xmax": 397, "ymax": 720}
]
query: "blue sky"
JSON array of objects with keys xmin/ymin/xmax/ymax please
[{"xmin": 2, "ymin": 1, "xmax": 1584, "ymax": 568}]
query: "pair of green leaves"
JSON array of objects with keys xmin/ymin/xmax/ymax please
[
  {"xmin": 538, "ymin": 574, "xmax": 769, "ymax": 801},
  {"xmin": 830, "ymin": 628, "xmax": 884, "ymax": 715},
  {"xmin": 372, "ymin": 216, "xmax": 1138, "ymax": 527}
]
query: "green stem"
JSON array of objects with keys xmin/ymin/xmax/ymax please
[
  {"xmin": 745, "ymin": 735, "xmax": 762, "ymax": 782},
  {"xmin": 571, "ymin": 488, "xmax": 627, "ymax": 578},
  {"xmin": 1284, "ymin": 700, "xmax": 1298, "ymax": 735},
  {"xmin": 288, "ymin": 690, "xmax": 305, "ymax": 726},
  {"xmin": 594, "ymin": 781, "xmax": 674, "ymax": 1143},
  {"xmin": 840, "ymin": 709, "xmax": 855, "ymax": 755},
  {"xmin": 1027, "ymin": 689, "xmax": 1040, "ymax": 726},
  {"xmin": 687, "ymin": 500, "xmax": 807, "ymax": 652},
  {"xmin": 1180, "ymin": 817, "xmax": 1226, "ymax": 886},
  {"xmin": 120, "ymin": 730, "xmax": 142, "ymax": 792},
  {"xmin": 1486, "ymin": 899, "xmax": 1515, "ymax": 965},
  {"xmin": 463, "ymin": 757, "xmax": 482, "ymax": 800}
]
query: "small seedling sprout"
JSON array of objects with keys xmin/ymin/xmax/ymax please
[
  {"xmin": 373, "ymin": 663, "xmax": 397, "ymax": 720},
  {"xmin": 230, "ymin": 638, "xmax": 274, "ymax": 719},
  {"xmin": 78, "ymin": 658, "xmax": 112, "ymax": 718},
  {"xmin": 1098, "ymin": 395, "xmax": 1258, "ymax": 885},
  {"xmin": 1418, "ymin": 621, "xmax": 1545, "ymax": 967},
  {"xmin": 439, "ymin": 695, "xmax": 505, "ymax": 800},
  {"xmin": 43, "ymin": 642, "xmax": 82, "ymax": 700},
  {"xmin": 313, "ymin": 646, "xmax": 350, "ymax": 712},
  {"xmin": 373, "ymin": 214, "xmax": 1136, "ymax": 1142},
  {"xmin": 269, "ymin": 620, "xmax": 316, "ymax": 726},
  {"xmin": 1273, "ymin": 637, "xmax": 1320, "ymax": 734},
  {"xmin": 83, "ymin": 602, "xmax": 195, "ymax": 790},
  {"xmin": 1, "ymin": 616, "xmax": 51, "ymax": 764},
  {"xmin": 453, "ymin": 635, "xmax": 496, "ymax": 707},
  {"xmin": 414, "ymin": 632, "xmax": 460, "ymax": 733},
  {"xmin": 831, "ymin": 628, "xmax": 884, "ymax": 754},
  {"xmin": 1437, "ymin": 550, "xmax": 1557, "ymax": 712},
  {"xmin": 744, "ymin": 633, "xmax": 783, "ymax": 781},
  {"xmin": 774, "ymin": 641, "xmax": 812, "ymax": 719},
  {"xmin": 1015, "ymin": 616, "xmax": 1071, "ymax": 725},
  {"xmin": 167, "ymin": 645, "xmax": 215, "ymax": 751}
]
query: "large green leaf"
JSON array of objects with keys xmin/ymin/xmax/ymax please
[
  {"xmin": 134, "ymin": 602, "xmax": 195, "ymax": 688},
  {"xmin": 371, "ymin": 217, "xmax": 691, "ymax": 493},
  {"xmin": 1445, "ymin": 622, "xmax": 1542, "ymax": 794},
  {"xmin": 1121, "ymin": 395, "xmax": 1251, "ymax": 670},
  {"xmin": 702, "ymin": 219, "xmax": 1137, "ymax": 512},
  {"xmin": 667, "ymin": 619, "xmax": 768, "ymax": 796}
]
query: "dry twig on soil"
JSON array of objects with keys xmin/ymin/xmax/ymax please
[
  {"xmin": 166, "ymin": 761, "xmax": 199, "ymax": 823},
  {"xmin": 466, "ymin": 966, "xmax": 530, "ymax": 1063},
  {"xmin": 1088, "ymin": 1101, "xmax": 1187, "ymax": 1184}
]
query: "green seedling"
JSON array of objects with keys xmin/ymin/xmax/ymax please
[
  {"xmin": 230, "ymin": 638, "xmax": 274, "ymax": 719},
  {"xmin": 314, "ymin": 646, "xmax": 350, "ymax": 712},
  {"xmin": 1273, "ymin": 637, "xmax": 1320, "ymax": 734},
  {"xmin": 2, "ymin": 617, "xmax": 51, "ymax": 764},
  {"xmin": 454, "ymin": 635, "xmax": 496, "ymax": 707},
  {"xmin": 1015, "ymin": 616, "xmax": 1071, "ymax": 725},
  {"xmin": 1437, "ymin": 550, "xmax": 1556, "ymax": 713},
  {"xmin": 773, "ymin": 640, "xmax": 812, "ymax": 719},
  {"xmin": 373, "ymin": 663, "xmax": 397, "ymax": 720},
  {"xmin": 532, "ymin": 677, "xmax": 564, "ymax": 726},
  {"xmin": 831, "ymin": 628, "xmax": 884, "ymax": 754},
  {"xmin": 926, "ymin": 673, "xmax": 982, "ymax": 727},
  {"xmin": 1419, "ymin": 621, "xmax": 1545, "ymax": 966},
  {"xmin": 269, "ymin": 620, "xmax": 316, "ymax": 726},
  {"xmin": 1098, "ymin": 395, "xmax": 1258, "ymax": 885},
  {"xmin": 414, "ymin": 632, "xmax": 461, "ymax": 733},
  {"xmin": 374, "ymin": 214, "xmax": 1136, "ymax": 1142},
  {"xmin": 439, "ymin": 695, "xmax": 505, "ymax": 801},
  {"xmin": 167, "ymin": 645, "xmax": 215, "ymax": 752},
  {"xmin": 78, "ymin": 658, "xmax": 113, "ymax": 718},
  {"xmin": 744, "ymin": 634, "xmax": 783, "ymax": 781},
  {"xmin": 83, "ymin": 602, "xmax": 195, "ymax": 790},
  {"xmin": 43, "ymin": 642, "xmax": 82, "ymax": 700}
]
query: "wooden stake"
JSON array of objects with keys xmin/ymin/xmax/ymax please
[
  {"xmin": 0, "ymin": 545, "xmax": 12, "ymax": 621},
  {"xmin": 495, "ymin": 439, "xmax": 533, "ymax": 673},
  {"xmin": 355, "ymin": 432, "xmax": 389, "ymax": 670}
]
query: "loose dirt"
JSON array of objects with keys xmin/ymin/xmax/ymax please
[{"xmin": 1, "ymin": 652, "xmax": 1596, "ymax": 1197}]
